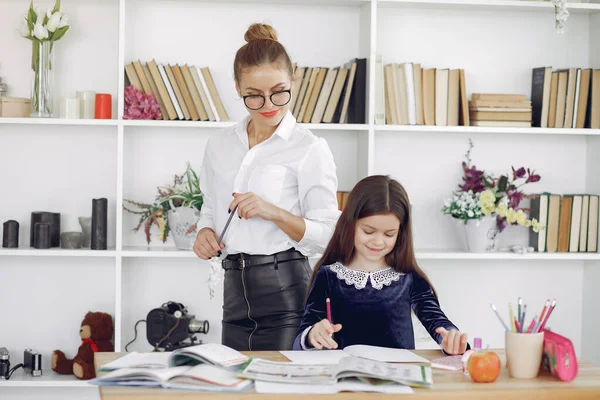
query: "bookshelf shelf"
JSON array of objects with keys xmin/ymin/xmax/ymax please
[
  {"xmin": 375, "ymin": 124, "xmax": 600, "ymax": 136},
  {"xmin": 0, "ymin": 247, "xmax": 117, "ymax": 257},
  {"xmin": 0, "ymin": 370, "xmax": 90, "ymax": 387},
  {"xmin": 378, "ymin": 0, "xmax": 600, "ymax": 14},
  {"xmin": 0, "ymin": 117, "xmax": 119, "ymax": 126}
]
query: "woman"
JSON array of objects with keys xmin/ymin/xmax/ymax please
[{"xmin": 193, "ymin": 23, "xmax": 341, "ymax": 351}]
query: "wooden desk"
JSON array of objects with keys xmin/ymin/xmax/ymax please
[{"xmin": 95, "ymin": 350, "xmax": 600, "ymax": 399}]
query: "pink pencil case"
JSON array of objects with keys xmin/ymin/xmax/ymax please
[{"xmin": 541, "ymin": 329, "xmax": 578, "ymax": 382}]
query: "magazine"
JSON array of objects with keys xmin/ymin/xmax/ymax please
[
  {"xmin": 238, "ymin": 356, "xmax": 433, "ymax": 388},
  {"xmin": 90, "ymin": 364, "xmax": 253, "ymax": 392},
  {"xmin": 98, "ymin": 343, "xmax": 249, "ymax": 372}
]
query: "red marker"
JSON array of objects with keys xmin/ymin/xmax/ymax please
[{"xmin": 326, "ymin": 298, "xmax": 332, "ymax": 323}]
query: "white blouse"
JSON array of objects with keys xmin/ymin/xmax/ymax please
[{"xmin": 196, "ymin": 110, "xmax": 341, "ymax": 257}]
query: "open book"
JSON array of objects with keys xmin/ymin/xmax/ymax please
[
  {"xmin": 90, "ymin": 363, "xmax": 253, "ymax": 392},
  {"xmin": 237, "ymin": 356, "xmax": 433, "ymax": 388},
  {"xmin": 98, "ymin": 343, "xmax": 249, "ymax": 373},
  {"xmin": 282, "ymin": 344, "xmax": 430, "ymax": 365}
]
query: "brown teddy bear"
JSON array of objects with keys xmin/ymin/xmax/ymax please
[{"xmin": 51, "ymin": 311, "xmax": 114, "ymax": 380}]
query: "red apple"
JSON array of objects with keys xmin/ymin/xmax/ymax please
[{"xmin": 467, "ymin": 350, "xmax": 501, "ymax": 383}]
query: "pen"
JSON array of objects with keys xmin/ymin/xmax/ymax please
[
  {"xmin": 518, "ymin": 297, "xmax": 522, "ymax": 327},
  {"xmin": 489, "ymin": 303, "xmax": 510, "ymax": 331},
  {"xmin": 326, "ymin": 298, "xmax": 332, "ymax": 324},
  {"xmin": 218, "ymin": 205, "xmax": 238, "ymax": 246},
  {"xmin": 526, "ymin": 314, "xmax": 537, "ymax": 333},
  {"xmin": 509, "ymin": 303, "xmax": 515, "ymax": 333},
  {"xmin": 537, "ymin": 299, "xmax": 557, "ymax": 332},
  {"xmin": 521, "ymin": 304, "xmax": 527, "ymax": 331},
  {"xmin": 538, "ymin": 299, "xmax": 550, "ymax": 325},
  {"xmin": 514, "ymin": 318, "xmax": 522, "ymax": 333}
]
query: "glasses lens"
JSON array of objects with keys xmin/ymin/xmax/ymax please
[
  {"xmin": 244, "ymin": 96, "xmax": 264, "ymax": 110},
  {"xmin": 271, "ymin": 91, "xmax": 291, "ymax": 106}
]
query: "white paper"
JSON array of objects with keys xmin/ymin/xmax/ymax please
[
  {"xmin": 98, "ymin": 352, "xmax": 170, "ymax": 371},
  {"xmin": 280, "ymin": 350, "xmax": 347, "ymax": 365},
  {"xmin": 255, "ymin": 378, "xmax": 414, "ymax": 394},
  {"xmin": 343, "ymin": 345, "xmax": 430, "ymax": 363}
]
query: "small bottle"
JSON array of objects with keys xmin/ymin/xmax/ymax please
[{"xmin": 462, "ymin": 337, "xmax": 482, "ymax": 376}]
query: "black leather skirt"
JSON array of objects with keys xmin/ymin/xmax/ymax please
[{"xmin": 221, "ymin": 248, "xmax": 311, "ymax": 351}]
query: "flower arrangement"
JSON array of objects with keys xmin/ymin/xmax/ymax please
[
  {"xmin": 123, "ymin": 163, "xmax": 203, "ymax": 244},
  {"xmin": 442, "ymin": 139, "xmax": 543, "ymax": 233},
  {"xmin": 123, "ymin": 85, "xmax": 162, "ymax": 120},
  {"xmin": 19, "ymin": 0, "xmax": 70, "ymax": 43},
  {"xmin": 552, "ymin": 0, "xmax": 569, "ymax": 34}
]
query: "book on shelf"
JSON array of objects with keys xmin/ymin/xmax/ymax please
[
  {"xmin": 528, "ymin": 193, "xmax": 599, "ymax": 253},
  {"xmin": 291, "ymin": 57, "xmax": 366, "ymax": 124},
  {"xmin": 237, "ymin": 356, "xmax": 433, "ymax": 388},
  {"xmin": 379, "ymin": 57, "xmax": 468, "ymax": 127},
  {"xmin": 337, "ymin": 191, "xmax": 350, "ymax": 211},
  {"xmin": 531, "ymin": 66, "xmax": 600, "ymax": 129},
  {"xmin": 124, "ymin": 60, "xmax": 230, "ymax": 122},
  {"xmin": 469, "ymin": 93, "xmax": 532, "ymax": 127}
]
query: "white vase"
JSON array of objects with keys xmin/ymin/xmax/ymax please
[
  {"xmin": 455, "ymin": 216, "xmax": 500, "ymax": 253},
  {"xmin": 167, "ymin": 206, "xmax": 200, "ymax": 250}
]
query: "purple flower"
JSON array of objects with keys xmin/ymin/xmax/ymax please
[
  {"xmin": 459, "ymin": 161, "xmax": 487, "ymax": 193},
  {"xmin": 123, "ymin": 85, "xmax": 162, "ymax": 120},
  {"xmin": 512, "ymin": 166, "xmax": 526, "ymax": 179}
]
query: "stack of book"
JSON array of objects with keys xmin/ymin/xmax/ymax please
[
  {"xmin": 531, "ymin": 66, "xmax": 600, "ymax": 129},
  {"xmin": 290, "ymin": 58, "xmax": 367, "ymax": 124},
  {"xmin": 468, "ymin": 93, "xmax": 532, "ymax": 127},
  {"xmin": 529, "ymin": 193, "xmax": 599, "ymax": 253},
  {"xmin": 381, "ymin": 61, "xmax": 469, "ymax": 126},
  {"xmin": 124, "ymin": 59, "xmax": 230, "ymax": 122}
]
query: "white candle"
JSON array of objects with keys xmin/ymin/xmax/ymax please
[
  {"xmin": 76, "ymin": 90, "xmax": 96, "ymax": 119},
  {"xmin": 59, "ymin": 97, "xmax": 80, "ymax": 119}
]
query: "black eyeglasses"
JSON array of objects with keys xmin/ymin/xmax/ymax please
[{"xmin": 242, "ymin": 89, "xmax": 292, "ymax": 110}]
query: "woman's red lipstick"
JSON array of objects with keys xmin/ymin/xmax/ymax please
[{"xmin": 260, "ymin": 109, "xmax": 279, "ymax": 118}]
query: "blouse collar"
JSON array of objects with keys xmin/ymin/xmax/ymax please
[{"xmin": 328, "ymin": 262, "xmax": 405, "ymax": 290}]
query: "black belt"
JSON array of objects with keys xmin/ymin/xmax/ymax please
[{"xmin": 222, "ymin": 248, "xmax": 307, "ymax": 270}]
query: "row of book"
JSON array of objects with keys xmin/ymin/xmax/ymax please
[
  {"xmin": 379, "ymin": 60, "xmax": 469, "ymax": 127},
  {"xmin": 290, "ymin": 58, "xmax": 367, "ymax": 124},
  {"xmin": 531, "ymin": 67, "xmax": 600, "ymax": 129},
  {"xmin": 468, "ymin": 93, "xmax": 532, "ymax": 128},
  {"xmin": 124, "ymin": 60, "xmax": 230, "ymax": 122},
  {"xmin": 529, "ymin": 193, "xmax": 599, "ymax": 253},
  {"xmin": 336, "ymin": 191, "xmax": 350, "ymax": 211}
]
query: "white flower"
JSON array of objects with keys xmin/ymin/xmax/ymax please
[
  {"xmin": 33, "ymin": 21, "xmax": 48, "ymax": 40},
  {"xmin": 46, "ymin": 12, "xmax": 61, "ymax": 32},
  {"xmin": 18, "ymin": 19, "xmax": 30, "ymax": 37},
  {"xmin": 34, "ymin": 5, "xmax": 44, "ymax": 22},
  {"xmin": 58, "ymin": 14, "xmax": 69, "ymax": 28}
]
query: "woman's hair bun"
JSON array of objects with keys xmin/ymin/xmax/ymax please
[{"xmin": 244, "ymin": 23, "xmax": 278, "ymax": 43}]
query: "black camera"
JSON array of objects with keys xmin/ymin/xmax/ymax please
[
  {"xmin": 0, "ymin": 347, "xmax": 9, "ymax": 380},
  {"xmin": 23, "ymin": 349, "xmax": 42, "ymax": 377},
  {"xmin": 146, "ymin": 302, "xmax": 209, "ymax": 351}
]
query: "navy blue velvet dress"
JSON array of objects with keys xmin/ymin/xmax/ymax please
[{"xmin": 292, "ymin": 262, "xmax": 464, "ymax": 351}]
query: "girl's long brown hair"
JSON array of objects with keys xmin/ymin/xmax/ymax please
[{"xmin": 308, "ymin": 175, "xmax": 437, "ymax": 298}]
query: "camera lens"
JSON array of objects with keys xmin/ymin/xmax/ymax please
[{"xmin": 188, "ymin": 319, "xmax": 209, "ymax": 334}]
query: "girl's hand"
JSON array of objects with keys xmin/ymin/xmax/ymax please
[
  {"xmin": 436, "ymin": 327, "xmax": 469, "ymax": 355},
  {"xmin": 308, "ymin": 320, "xmax": 342, "ymax": 350},
  {"xmin": 229, "ymin": 192, "xmax": 281, "ymax": 222}
]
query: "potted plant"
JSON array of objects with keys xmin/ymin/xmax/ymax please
[
  {"xmin": 442, "ymin": 140, "xmax": 543, "ymax": 252},
  {"xmin": 123, "ymin": 163, "xmax": 203, "ymax": 250}
]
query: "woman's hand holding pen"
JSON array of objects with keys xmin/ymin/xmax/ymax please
[
  {"xmin": 436, "ymin": 327, "xmax": 469, "ymax": 355},
  {"xmin": 308, "ymin": 320, "xmax": 343, "ymax": 350},
  {"xmin": 193, "ymin": 228, "xmax": 224, "ymax": 260},
  {"xmin": 229, "ymin": 192, "xmax": 280, "ymax": 221}
]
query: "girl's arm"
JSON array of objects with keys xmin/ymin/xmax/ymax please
[
  {"xmin": 292, "ymin": 266, "xmax": 330, "ymax": 350},
  {"xmin": 409, "ymin": 272, "xmax": 463, "ymax": 348}
]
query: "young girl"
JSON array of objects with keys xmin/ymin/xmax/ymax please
[{"xmin": 292, "ymin": 175, "xmax": 469, "ymax": 355}]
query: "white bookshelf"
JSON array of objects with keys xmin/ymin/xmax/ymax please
[{"xmin": 1, "ymin": 1, "xmax": 600, "ymax": 396}]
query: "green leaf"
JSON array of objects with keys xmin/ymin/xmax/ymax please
[
  {"xmin": 50, "ymin": 25, "xmax": 68, "ymax": 41},
  {"xmin": 25, "ymin": 15, "xmax": 33, "ymax": 32},
  {"xmin": 28, "ymin": 3, "xmax": 37, "ymax": 25},
  {"xmin": 52, "ymin": 0, "xmax": 61, "ymax": 14}
]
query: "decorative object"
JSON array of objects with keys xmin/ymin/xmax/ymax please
[
  {"xmin": 76, "ymin": 90, "xmax": 95, "ymax": 118},
  {"xmin": 78, "ymin": 216, "xmax": 92, "ymax": 247},
  {"xmin": 51, "ymin": 311, "xmax": 114, "ymax": 380},
  {"xmin": 2, "ymin": 220, "xmax": 19, "ymax": 248},
  {"xmin": 91, "ymin": 198, "xmax": 108, "ymax": 250},
  {"xmin": 552, "ymin": 0, "xmax": 569, "ymax": 34},
  {"xmin": 123, "ymin": 163, "xmax": 203, "ymax": 246},
  {"xmin": 58, "ymin": 96, "xmax": 79, "ymax": 118},
  {"xmin": 33, "ymin": 222, "xmax": 51, "ymax": 249},
  {"xmin": 0, "ymin": 97, "xmax": 31, "ymax": 117},
  {"xmin": 30, "ymin": 211, "xmax": 60, "ymax": 247},
  {"xmin": 123, "ymin": 85, "xmax": 161, "ymax": 120},
  {"xmin": 167, "ymin": 205, "xmax": 201, "ymax": 250},
  {"xmin": 20, "ymin": 0, "xmax": 71, "ymax": 117},
  {"xmin": 95, "ymin": 93, "xmax": 112, "ymax": 119},
  {"xmin": 60, "ymin": 232, "xmax": 83, "ymax": 249},
  {"xmin": 442, "ymin": 139, "xmax": 544, "ymax": 252}
]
